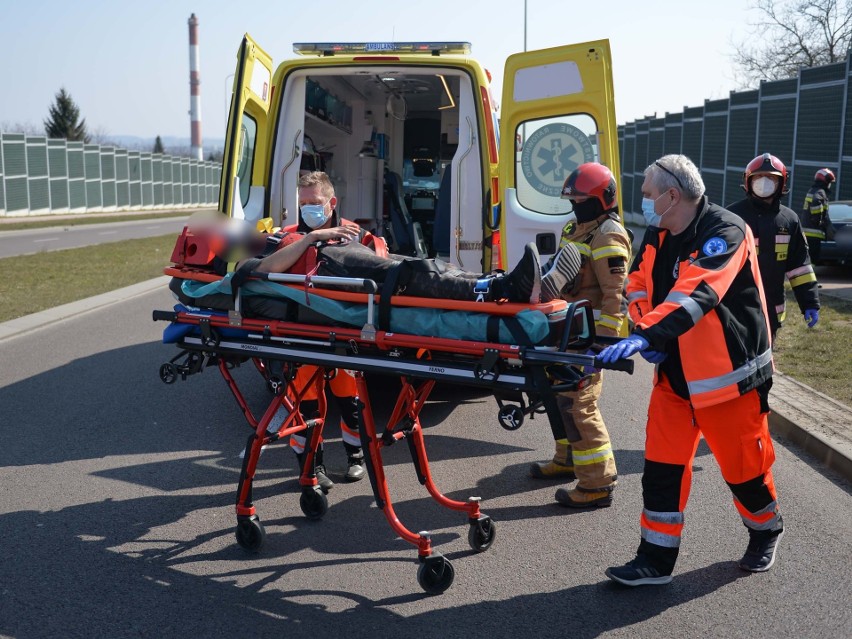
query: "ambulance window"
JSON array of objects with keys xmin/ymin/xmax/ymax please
[
  {"xmin": 236, "ymin": 114, "xmax": 257, "ymax": 207},
  {"xmin": 514, "ymin": 113, "xmax": 599, "ymax": 215}
]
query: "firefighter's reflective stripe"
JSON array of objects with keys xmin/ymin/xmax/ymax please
[
  {"xmin": 803, "ymin": 227, "xmax": 826, "ymax": 239},
  {"xmin": 787, "ymin": 264, "xmax": 817, "ymax": 288},
  {"xmin": 568, "ymin": 240, "xmax": 593, "ymax": 258},
  {"xmin": 641, "ymin": 509, "xmax": 684, "ymax": 548},
  {"xmin": 687, "ymin": 348, "xmax": 773, "ymax": 401},
  {"xmin": 571, "ymin": 442, "xmax": 614, "ymax": 466},
  {"xmin": 775, "ymin": 303, "xmax": 787, "ymax": 323},
  {"xmin": 592, "ymin": 244, "xmax": 630, "ymax": 261},
  {"xmin": 598, "ymin": 313, "xmax": 622, "ymax": 331}
]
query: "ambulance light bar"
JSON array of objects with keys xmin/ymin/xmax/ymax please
[{"xmin": 293, "ymin": 42, "xmax": 472, "ymax": 57}]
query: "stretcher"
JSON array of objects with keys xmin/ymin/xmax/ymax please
[{"xmin": 153, "ymin": 257, "xmax": 633, "ymax": 595}]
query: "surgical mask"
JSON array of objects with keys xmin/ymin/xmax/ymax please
[
  {"xmin": 641, "ymin": 192, "xmax": 672, "ymax": 227},
  {"xmin": 300, "ymin": 203, "xmax": 330, "ymax": 229},
  {"xmin": 751, "ymin": 176, "xmax": 777, "ymax": 198}
]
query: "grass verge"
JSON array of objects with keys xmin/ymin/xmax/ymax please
[
  {"xmin": 773, "ymin": 291, "xmax": 852, "ymax": 405},
  {"xmin": 0, "ymin": 235, "xmax": 175, "ymax": 322}
]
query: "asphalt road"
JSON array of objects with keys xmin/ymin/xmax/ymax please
[
  {"xmin": 0, "ymin": 287, "xmax": 849, "ymax": 638},
  {"xmin": 0, "ymin": 216, "xmax": 191, "ymax": 258}
]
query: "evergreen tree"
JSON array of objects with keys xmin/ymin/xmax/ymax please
[
  {"xmin": 153, "ymin": 135, "xmax": 165, "ymax": 154},
  {"xmin": 43, "ymin": 88, "xmax": 90, "ymax": 142}
]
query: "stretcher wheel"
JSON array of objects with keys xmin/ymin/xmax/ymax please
[
  {"xmin": 417, "ymin": 554, "xmax": 454, "ymax": 595},
  {"xmin": 468, "ymin": 516, "xmax": 496, "ymax": 552},
  {"xmin": 159, "ymin": 363, "xmax": 178, "ymax": 384},
  {"xmin": 235, "ymin": 515, "xmax": 266, "ymax": 553},
  {"xmin": 299, "ymin": 487, "xmax": 328, "ymax": 520},
  {"xmin": 498, "ymin": 405, "xmax": 524, "ymax": 430}
]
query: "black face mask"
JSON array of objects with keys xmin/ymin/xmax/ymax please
[{"xmin": 572, "ymin": 198, "xmax": 605, "ymax": 223}]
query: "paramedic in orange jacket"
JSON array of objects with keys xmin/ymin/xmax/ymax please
[
  {"xmin": 597, "ymin": 155, "xmax": 783, "ymax": 586},
  {"xmin": 529, "ymin": 163, "xmax": 631, "ymax": 509}
]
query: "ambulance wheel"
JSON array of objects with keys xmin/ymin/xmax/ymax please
[
  {"xmin": 299, "ymin": 487, "xmax": 328, "ymax": 520},
  {"xmin": 498, "ymin": 405, "xmax": 524, "ymax": 430},
  {"xmin": 159, "ymin": 363, "xmax": 178, "ymax": 384},
  {"xmin": 468, "ymin": 516, "xmax": 496, "ymax": 552},
  {"xmin": 417, "ymin": 555, "xmax": 454, "ymax": 595},
  {"xmin": 235, "ymin": 515, "xmax": 266, "ymax": 553}
]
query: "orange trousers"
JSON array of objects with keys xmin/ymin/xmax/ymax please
[
  {"xmin": 288, "ymin": 366, "xmax": 361, "ymax": 454},
  {"xmin": 640, "ymin": 376, "xmax": 780, "ymax": 550}
]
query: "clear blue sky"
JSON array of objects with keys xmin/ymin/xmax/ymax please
[{"xmin": 1, "ymin": 0, "xmax": 754, "ymax": 141}]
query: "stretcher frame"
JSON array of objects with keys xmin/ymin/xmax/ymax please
[{"xmin": 154, "ymin": 267, "xmax": 632, "ymax": 594}]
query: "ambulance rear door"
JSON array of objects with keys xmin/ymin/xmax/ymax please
[
  {"xmin": 219, "ymin": 34, "xmax": 274, "ymax": 222},
  {"xmin": 498, "ymin": 40, "xmax": 620, "ymax": 268}
]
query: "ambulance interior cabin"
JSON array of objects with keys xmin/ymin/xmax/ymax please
[{"xmin": 268, "ymin": 65, "xmax": 478, "ymax": 261}]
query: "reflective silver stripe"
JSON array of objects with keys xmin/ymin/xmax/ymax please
[
  {"xmin": 572, "ymin": 443, "xmax": 614, "ymax": 465},
  {"xmin": 786, "ymin": 264, "xmax": 814, "ymax": 278},
  {"xmin": 627, "ymin": 291, "xmax": 648, "ymax": 302},
  {"xmin": 641, "ymin": 527, "xmax": 681, "ymax": 548},
  {"xmin": 687, "ymin": 348, "xmax": 773, "ymax": 396},
  {"xmin": 774, "ymin": 235, "xmax": 790, "ymax": 245},
  {"xmin": 643, "ymin": 509, "xmax": 684, "ymax": 525},
  {"xmin": 664, "ymin": 291, "xmax": 704, "ymax": 325},
  {"xmin": 598, "ymin": 314, "xmax": 621, "ymax": 330},
  {"xmin": 775, "ymin": 303, "xmax": 786, "ymax": 314},
  {"xmin": 742, "ymin": 511, "xmax": 781, "ymax": 531}
]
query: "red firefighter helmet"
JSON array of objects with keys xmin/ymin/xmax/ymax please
[
  {"xmin": 560, "ymin": 162, "xmax": 617, "ymax": 209},
  {"xmin": 743, "ymin": 153, "xmax": 788, "ymax": 196},
  {"xmin": 814, "ymin": 168, "xmax": 836, "ymax": 184}
]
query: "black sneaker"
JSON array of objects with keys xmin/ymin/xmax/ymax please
[
  {"xmin": 498, "ymin": 243, "xmax": 542, "ymax": 303},
  {"xmin": 541, "ymin": 243, "xmax": 582, "ymax": 302},
  {"xmin": 739, "ymin": 525, "xmax": 784, "ymax": 572},
  {"xmin": 345, "ymin": 456, "xmax": 366, "ymax": 482},
  {"xmin": 605, "ymin": 555, "xmax": 673, "ymax": 586},
  {"xmin": 314, "ymin": 464, "xmax": 334, "ymax": 493}
]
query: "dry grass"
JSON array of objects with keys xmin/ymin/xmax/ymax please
[
  {"xmin": 0, "ymin": 235, "xmax": 175, "ymax": 322},
  {"xmin": 772, "ymin": 291, "xmax": 852, "ymax": 405}
]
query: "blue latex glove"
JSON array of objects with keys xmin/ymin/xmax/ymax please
[
  {"xmin": 584, "ymin": 349, "xmax": 599, "ymax": 374},
  {"xmin": 641, "ymin": 349, "xmax": 668, "ymax": 364},
  {"xmin": 597, "ymin": 335, "xmax": 649, "ymax": 364},
  {"xmin": 804, "ymin": 308, "xmax": 819, "ymax": 328}
]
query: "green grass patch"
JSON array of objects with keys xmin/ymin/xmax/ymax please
[
  {"xmin": 0, "ymin": 235, "xmax": 176, "ymax": 322},
  {"xmin": 773, "ymin": 291, "xmax": 852, "ymax": 405},
  {"xmin": 0, "ymin": 211, "xmax": 193, "ymax": 232}
]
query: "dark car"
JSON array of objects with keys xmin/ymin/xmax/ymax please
[{"xmin": 820, "ymin": 200, "xmax": 852, "ymax": 266}]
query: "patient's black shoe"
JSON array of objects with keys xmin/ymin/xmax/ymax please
[{"xmin": 492, "ymin": 243, "xmax": 542, "ymax": 303}]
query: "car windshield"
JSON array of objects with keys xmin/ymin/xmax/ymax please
[{"xmin": 829, "ymin": 202, "xmax": 852, "ymax": 223}]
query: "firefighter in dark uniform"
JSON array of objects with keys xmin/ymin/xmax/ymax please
[
  {"xmin": 800, "ymin": 168, "xmax": 836, "ymax": 264},
  {"xmin": 530, "ymin": 162, "xmax": 631, "ymax": 508},
  {"xmin": 598, "ymin": 154, "xmax": 783, "ymax": 587},
  {"xmin": 726, "ymin": 153, "xmax": 820, "ymax": 341}
]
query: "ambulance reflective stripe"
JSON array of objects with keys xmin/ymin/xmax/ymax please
[
  {"xmin": 663, "ymin": 290, "xmax": 705, "ymax": 325},
  {"xmin": 687, "ymin": 348, "xmax": 773, "ymax": 399},
  {"xmin": 787, "ymin": 264, "xmax": 817, "ymax": 288},
  {"xmin": 640, "ymin": 509, "xmax": 684, "ymax": 547},
  {"xmin": 735, "ymin": 499, "xmax": 781, "ymax": 531},
  {"xmin": 592, "ymin": 244, "xmax": 629, "ymax": 261},
  {"xmin": 571, "ymin": 442, "xmax": 614, "ymax": 466}
]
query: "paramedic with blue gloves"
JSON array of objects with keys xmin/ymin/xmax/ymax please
[
  {"xmin": 529, "ymin": 162, "xmax": 631, "ymax": 510},
  {"xmin": 598, "ymin": 154, "xmax": 784, "ymax": 587}
]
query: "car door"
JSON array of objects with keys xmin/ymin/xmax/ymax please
[
  {"xmin": 219, "ymin": 34, "xmax": 273, "ymax": 221},
  {"xmin": 498, "ymin": 40, "xmax": 620, "ymax": 268}
]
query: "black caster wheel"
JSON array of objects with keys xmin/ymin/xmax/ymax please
[
  {"xmin": 235, "ymin": 515, "xmax": 266, "ymax": 553},
  {"xmin": 498, "ymin": 405, "xmax": 524, "ymax": 430},
  {"xmin": 159, "ymin": 363, "xmax": 178, "ymax": 384},
  {"xmin": 417, "ymin": 554, "xmax": 455, "ymax": 595},
  {"xmin": 468, "ymin": 516, "xmax": 496, "ymax": 552},
  {"xmin": 299, "ymin": 487, "xmax": 329, "ymax": 520}
]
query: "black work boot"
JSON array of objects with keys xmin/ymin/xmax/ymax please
[
  {"xmin": 345, "ymin": 453, "xmax": 366, "ymax": 482},
  {"xmin": 490, "ymin": 243, "xmax": 542, "ymax": 303},
  {"xmin": 296, "ymin": 449, "xmax": 334, "ymax": 493}
]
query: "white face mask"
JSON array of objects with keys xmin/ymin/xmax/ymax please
[{"xmin": 751, "ymin": 176, "xmax": 778, "ymax": 198}]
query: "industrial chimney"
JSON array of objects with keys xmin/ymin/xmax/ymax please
[{"xmin": 188, "ymin": 13, "xmax": 203, "ymax": 160}]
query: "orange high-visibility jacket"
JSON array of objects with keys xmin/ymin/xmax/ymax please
[{"xmin": 626, "ymin": 197, "xmax": 773, "ymax": 409}]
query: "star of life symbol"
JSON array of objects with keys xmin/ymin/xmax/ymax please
[{"xmin": 520, "ymin": 123, "xmax": 595, "ymax": 197}]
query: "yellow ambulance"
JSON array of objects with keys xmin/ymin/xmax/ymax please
[{"xmin": 220, "ymin": 37, "xmax": 619, "ymax": 272}]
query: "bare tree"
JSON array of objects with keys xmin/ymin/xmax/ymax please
[{"xmin": 733, "ymin": 0, "xmax": 852, "ymax": 87}]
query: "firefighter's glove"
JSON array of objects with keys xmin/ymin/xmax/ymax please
[
  {"xmin": 640, "ymin": 349, "xmax": 668, "ymax": 364},
  {"xmin": 597, "ymin": 335, "xmax": 649, "ymax": 363},
  {"xmin": 804, "ymin": 308, "xmax": 819, "ymax": 328}
]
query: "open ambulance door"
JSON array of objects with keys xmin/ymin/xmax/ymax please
[
  {"xmin": 497, "ymin": 40, "xmax": 621, "ymax": 269},
  {"xmin": 219, "ymin": 34, "xmax": 273, "ymax": 223}
]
